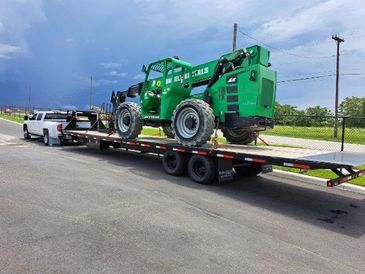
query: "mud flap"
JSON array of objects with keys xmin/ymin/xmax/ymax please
[
  {"xmin": 261, "ymin": 164, "xmax": 273, "ymax": 174},
  {"xmin": 218, "ymin": 158, "xmax": 233, "ymax": 182}
]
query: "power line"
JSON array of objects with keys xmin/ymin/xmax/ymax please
[
  {"xmin": 237, "ymin": 28, "xmax": 336, "ymax": 59},
  {"xmin": 278, "ymin": 74, "xmax": 335, "ymax": 83},
  {"xmin": 278, "ymin": 72, "xmax": 365, "ymax": 83}
]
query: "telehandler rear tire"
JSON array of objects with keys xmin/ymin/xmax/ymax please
[
  {"xmin": 115, "ymin": 102, "xmax": 142, "ymax": 139},
  {"xmin": 222, "ymin": 128, "xmax": 256, "ymax": 145},
  {"xmin": 172, "ymin": 99, "xmax": 215, "ymax": 147},
  {"xmin": 162, "ymin": 125, "xmax": 174, "ymax": 138}
]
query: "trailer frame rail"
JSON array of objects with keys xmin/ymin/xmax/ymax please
[{"xmin": 64, "ymin": 129, "xmax": 365, "ymax": 187}]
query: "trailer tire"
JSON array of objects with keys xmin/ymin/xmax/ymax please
[
  {"xmin": 222, "ymin": 128, "xmax": 256, "ymax": 145},
  {"xmin": 172, "ymin": 99, "xmax": 215, "ymax": 146},
  {"xmin": 188, "ymin": 155, "xmax": 216, "ymax": 184},
  {"xmin": 162, "ymin": 151, "xmax": 185, "ymax": 176},
  {"xmin": 43, "ymin": 129, "xmax": 50, "ymax": 146},
  {"xmin": 235, "ymin": 164, "xmax": 262, "ymax": 177},
  {"xmin": 115, "ymin": 102, "xmax": 142, "ymax": 139},
  {"xmin": 100, "ymin": 141, "xmax": 109, "ymax": 150},
  {"xmin": 162, "ymin": 125, "xmax": 174, "ymax": 138}
]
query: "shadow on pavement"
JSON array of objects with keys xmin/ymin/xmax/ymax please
[{"xmin": 58, "ymin": 145, "xmax": 365, "ymax": 239}]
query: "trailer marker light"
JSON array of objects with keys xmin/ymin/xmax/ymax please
[
  {"xmin": 156, "ymin": 145, "xmax": 167, "ymax": 150},
  {"xmin": 173, "ymin": 148, "xmax": 186, "ymax": 153},
  {"xmin": 140, "ymin": 143, "xmax": 151, "ymax": 148},
  {"xmin": 244, "ymin": 157, "xmax": 266, "ymax": 163},
  {"xmin": 192, "ymin": 150, "xmax": 208, "ymax": 156},
  {"xmin": 284, "ymin": 162, "xmax": 310, "ymax": 169},
  {"xmin": 217, "ymin": 153, "xmax": 234, "ymax": 159}
]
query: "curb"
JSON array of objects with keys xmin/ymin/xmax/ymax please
[
  {"xmin": 270, "ymin": 169, "xmax": 365, "ymax": 196},
  {"xmin": 0, "ymin": 117, "xmax": 22, "ymax": 125}
]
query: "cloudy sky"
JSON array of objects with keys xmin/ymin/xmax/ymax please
[{"xmin": 0, "ymin": 0, "xmax": 364, "ymax": 110}]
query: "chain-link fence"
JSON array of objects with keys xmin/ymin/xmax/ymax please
[{"xmin": 261, "ymin": 114, "xmax": 365, "ymax": 152}]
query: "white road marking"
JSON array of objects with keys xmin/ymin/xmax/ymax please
[
  {"xmin": 0, "ymin": 133, "xmax": 17, "ymax": 141},
  {"xmin": 0, "ymin": 140, "xmax": 17, "ymax": 146}
]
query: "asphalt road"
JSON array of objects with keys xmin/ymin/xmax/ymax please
[{"xmin": 0, "ymin": 119, "xmax": 364, "ymax": 274}]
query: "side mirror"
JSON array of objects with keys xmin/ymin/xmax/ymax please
[
  {"xmin": 142, "ymin": 64, "xmax": 147, "ymax": 73},
  {"xmin": 24, "ymin": 115, "xmax": 28, "ymax": 120}
]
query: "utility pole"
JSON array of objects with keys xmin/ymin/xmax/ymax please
[
  {"xmin": 89, "ymin": 76, "xmax": 93, "ymax": 110},
  {"xmin": 232, "ymin": 23, "xmax": 238, "ymax": 52},
  {"xmin": 332, "ymin": 35, "xmax": 344, "ymax": 138}
]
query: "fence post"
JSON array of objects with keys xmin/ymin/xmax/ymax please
[{"xmin": 341, "ymin": 117, "xmax": 346, "ymax": 152}]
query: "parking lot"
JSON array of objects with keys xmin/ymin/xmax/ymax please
[{"xmin": 0, "ymin": 119, "xmax": 364, "ymax": 273}]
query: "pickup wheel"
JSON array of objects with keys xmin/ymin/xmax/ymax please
[
  {"xmin": 23, "ymin": 126, "xmax": 31, "ymax": 140},
  {"xmin": 43, "ymin": 130, "xmax": 50, "ymax": 146}
]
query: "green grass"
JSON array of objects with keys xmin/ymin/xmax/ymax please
[
  {"xmin": 274, "ymin": 165, "xmax": 365, "ymax": 187},
  {"xmin": 141, "ymin": 127, "xmax": 303, "ymax": 147},
  {"xmin": 265, "ymin": 125, "xmax": 365, "ymax": 145},
  {"xmin": 0, "ymin": 113, "xmax": 24, "ymax": 124},
  {"xmin": 141, "ymin": 127, "xmax": 227, "ymax": 143}
]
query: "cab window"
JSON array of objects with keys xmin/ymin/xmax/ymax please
[
  {"xmin": 29, "ymin": 114, "xmax": 37, "ymax": 120},
  {"xmin": 36, "ymin": 113, "xmax": 43, "ymax": 121}
]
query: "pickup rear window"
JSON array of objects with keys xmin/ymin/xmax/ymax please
[{"xmin": 44, "ymin": 113, "xmax": 67, "ymax": 120}]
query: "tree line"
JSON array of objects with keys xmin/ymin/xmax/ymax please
[{"xmin": 275, "ymin": 96, "xmax": 365, "ymax": 127}]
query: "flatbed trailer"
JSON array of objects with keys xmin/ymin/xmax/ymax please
[{"xmin": 63, "ymin": 129, "xmax": 365, "ymax": 187}]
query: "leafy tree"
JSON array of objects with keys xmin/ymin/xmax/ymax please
[
  {"xmin": 339, "ymin": 96, "xmax": 365, "ymax": 117},
  {"xmin": 275, "ymin": 99, "xmax": 365, "ymax": 127},
  {"xmin": 275, "ymin": 102, "xmax": 300, "ymax": 125},
  {"xmin": 305, "ymin": 106, "xmax": 333, "ymax": 126},
  {"xmin": 339, "ymin": 96, "xmax": 365, "ymax": 127},
  {"xmin": 306, "ymin": 105, "xmax": 333, "ymax": 117}
]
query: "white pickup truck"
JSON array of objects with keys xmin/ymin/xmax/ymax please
[{"xmin": 23, "ymin": 110, "xmax": 96, "ymax": 145}]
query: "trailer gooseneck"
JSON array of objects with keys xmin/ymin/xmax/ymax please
[{"xmin": 63, "ymin": 128, "xmax": 365, "ymax": 187}]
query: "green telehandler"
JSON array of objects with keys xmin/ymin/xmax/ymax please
[{"xmin": 110, "ymin": 45, "xmax": 277, "ymax": 146}]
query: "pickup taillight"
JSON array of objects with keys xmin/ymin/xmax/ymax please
[{"xmin": 57, "ymin": 124, "xmax": 63, "ymax": 132}]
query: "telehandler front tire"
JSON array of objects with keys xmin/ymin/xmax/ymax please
[
  {"xmin": 172, "ymin": 99, "xmax": 215, "ymax": 147},
  {"xmin": 115, "ymin": 102, "xmax": 142, "ymax": 139}
]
